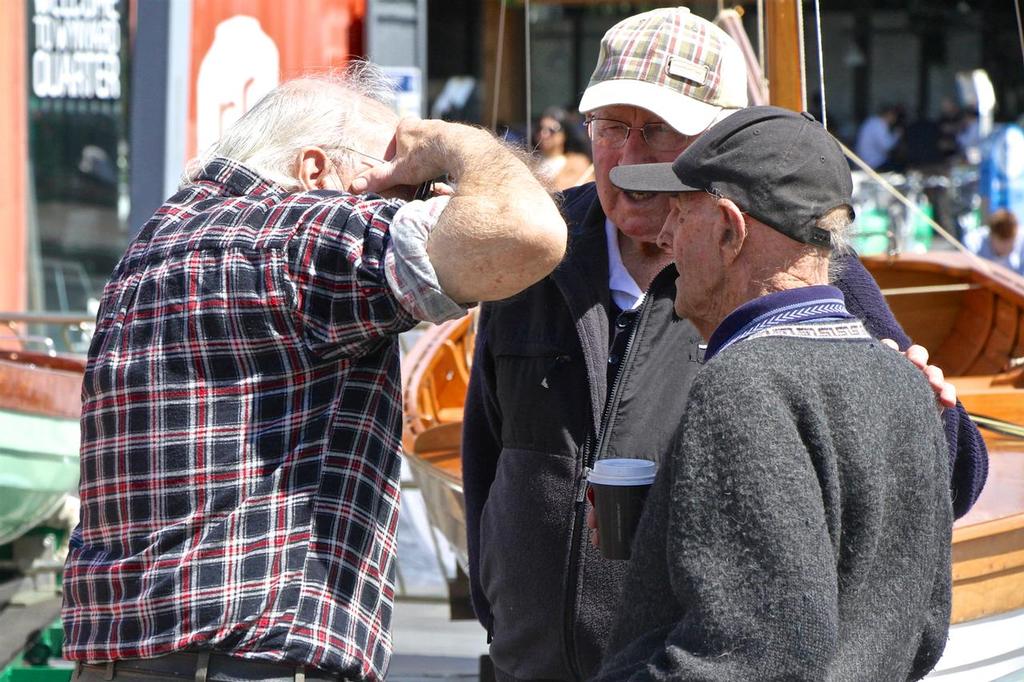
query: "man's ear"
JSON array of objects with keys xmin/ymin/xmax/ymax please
[
  {"xmin": 717, "ymin": 197, "xmax": 747, "ymax": 265},
  {"xmin": 296, "ymin": 147, "xmax": 340, "ymax": 190}
]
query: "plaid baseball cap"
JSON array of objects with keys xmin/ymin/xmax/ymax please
[
  {"xmin": 579, "ymin": 7, "xmax": 748, "ymax": 136},
  {"xmin": 609, "ymin": 107, "xmax": 854, "ymax": 249}
]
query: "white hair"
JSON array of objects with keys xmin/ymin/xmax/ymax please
[
  {"xmin": 183, "ymin": 61, "xmax": 397, "ymax": 189},
  {"xmin": 817, "ymin": 206, "xmax": 855, "ymax": 282},
  {"xmin": 816, "ymin": 206, "xmax": 855, "ymax": 256}
]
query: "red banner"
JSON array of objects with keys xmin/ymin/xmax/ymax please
[{"xmin": 186, "ymin": 0, "xmax": 366, "ymax": 160}]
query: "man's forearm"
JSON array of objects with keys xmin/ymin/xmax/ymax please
[
  {"xmin": 350, "ymin": 118, "xmax": 566, "ymax": 303},
  {"xmin": 427, "ymin": 125, "xmax": 567, "ymax": 303}
]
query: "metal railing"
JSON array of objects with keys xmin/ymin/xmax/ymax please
[{"xmin": 0, "ymin": 312, "xmax": 94, "ymax": 357}]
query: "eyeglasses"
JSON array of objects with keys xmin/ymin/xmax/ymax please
[
  {"xmin": 538, "ymin": 124, "xmax": 562, "ymax": 135},
  {"xmin": 337, "ymin": 144, "xmax": 385, "ymax": 165},
  {"xmin": 335, "ymin": 144, "xmax": 434, "ymax": 200},
  {"xmin": 585, "ymin": 117, "xmax": 694, "ymax": 152}
]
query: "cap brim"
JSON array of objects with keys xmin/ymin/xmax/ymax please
[
  {"xmin": 579, "ymin": 79, "xmax": 727, "ymax": 136},
  {"xmin": 610, "ymin": 163, "xmax": 701, "ymax": 193}
]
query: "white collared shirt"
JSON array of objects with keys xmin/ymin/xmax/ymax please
[{"xmin": 604, "ymin": 218, "xmax": 645, "ymax": 311}]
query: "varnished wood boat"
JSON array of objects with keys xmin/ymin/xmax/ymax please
[
  {"xmin": 861, "ymin": 252, "xmax": 1024, "ymax": 677},
  {"xmin": 402, "ymin": 251, "xmax": 1024, "ymax": 676},
  {"xmin": 401, "ymin": 314, "xmax": 474, "ymax": 571}
]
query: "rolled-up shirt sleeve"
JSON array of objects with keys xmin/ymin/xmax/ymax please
[{"xmin": 385, "ymin": 195, "xmax": 472, "ymax": 324}]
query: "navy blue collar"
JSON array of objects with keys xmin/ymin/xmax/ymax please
[{"xmin": 704, "ymin": 285, "xmax": 854, "ymax": 361}]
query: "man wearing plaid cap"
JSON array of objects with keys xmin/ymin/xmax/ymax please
[{"xmin": 462, "ymin": 7, "xmax": 986, "ymax": 681}]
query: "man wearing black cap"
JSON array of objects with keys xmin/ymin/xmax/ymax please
[{"xmin": 593, "ymin": 106, "xmax": 952, "ymax": 681}]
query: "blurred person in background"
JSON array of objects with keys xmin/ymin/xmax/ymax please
[
  {"xmin": 856, "ymin": 103, "xmax": 905, "ymax": 170},
  {"xmin": 937, "ymin": 97, "xmax": 964, "ymax": 162},
  {"xmin": 958, "ymin": 109, "xmax": 983, "ymax": 164},
  {"xmin": 534, "ymin": 106, "xmax": 594, "ymax": 190},
  {"xmin": 965, "ymin": 208, "xmax": 1024, "ymax": 275},
  {"xmin": 979, "ymin": 118, "xmax": 1024, "ymax": 222},
  {"xmin": 901, "ymin": 104, "xmax": 959, "ymax": 241}
]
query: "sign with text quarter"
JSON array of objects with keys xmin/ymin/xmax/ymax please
[{"xmin": 31, "ymin": 0, "xmax": 123, "ymax": 100}]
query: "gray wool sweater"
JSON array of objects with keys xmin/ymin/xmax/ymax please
[{"xmin": 593, "ymin": 333, "xmax": 953, "ymax": 681}]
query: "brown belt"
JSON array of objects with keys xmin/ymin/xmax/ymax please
[{"xmin": 77, "ymin": 652, "xmax": 346, "ymax": 682}]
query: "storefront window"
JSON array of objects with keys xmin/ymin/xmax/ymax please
[{"xmin": 26, "ymin": 0, "xmax": 131, "ymax": 349}]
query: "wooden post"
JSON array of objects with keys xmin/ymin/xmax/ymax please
[
  {"xmin": 482, "ymin": 0, "xmax": 526, "ymax": 133},
  {"xmin": 0, "ymin": 1, "xmax": 28, "ymax": 312},
  {"xmin": 764, "ymin": 0, "xmax": 805, "ymax": 112}
]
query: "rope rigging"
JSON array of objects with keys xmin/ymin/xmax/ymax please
[
  {"xmin": 489, "ymin": 0, "xmax": 508, "ymax": 132},
  {"xmin": 970, "ymin": 412, "xmax": 1024, "ymax": 440},
  {"xmin": 1015, "ymin": 0, "xmax": 1024, "ymax": 74},
  {"xmin": 524, "ymin": 0, "xmax": 533, "ymax": 147},
  {"xmin": 812, "ymin": 0, "xmax": 826, "ymax": 129}
]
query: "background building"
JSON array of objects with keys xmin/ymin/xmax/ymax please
[
  {"xmin": 2, "ymin": 0, "xmax": 408, "ymax": 332},
  {"xmin": 3, "ymin": 0, "xmax": 1023, "ymax": 324}
]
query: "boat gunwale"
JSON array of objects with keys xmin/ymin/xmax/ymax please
[
  {"xmin": 954, "ymin": 510, "xmax": 1024, "ymax": 542},
  {"xmin": 862, "ymin": 252, "xmax": 1024, "ymax": 305},
  {"xmin": 401, "ymin": 315, "xmax": 473, "ymax": 448}
]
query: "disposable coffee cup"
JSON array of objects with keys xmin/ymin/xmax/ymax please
[{"xmin": 588, "ymin": 458, "xmax": 657, "ymax": 560}]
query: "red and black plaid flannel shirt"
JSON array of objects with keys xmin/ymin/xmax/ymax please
[{"xmin": 63, "ymin": 158, "xmax": 455, "ymax": 680}]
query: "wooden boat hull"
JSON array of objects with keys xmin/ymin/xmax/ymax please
[
  {"xmin": 946, "ymin": 438, "xmax": 1024, "ymax": 624},
  {"xmin": 861, "ymin": 252, "xmax": 1024, "ymax": 381},
  {"xmin": 401, "ymin": 316, "xmax": 471, "ymax": 571},
  {"xmin": 403, "ymin": 444, "xmax": 467, "ymax": 571},
  {"xmin": 0, "ymin": 410, "xmax": 80, "ymax": 546},
  {"xmin": 0, "ymin": 351, "xmax": 83, "ymax": 546}
]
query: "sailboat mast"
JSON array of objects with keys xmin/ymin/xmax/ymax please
[{"xmin": 764, "ymin": 0, "xmax": 806, "ymax": 112}]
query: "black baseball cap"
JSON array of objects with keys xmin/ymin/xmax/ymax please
[{"xmin": 609, "ymin": 105, "xmax": 854, "ymax": 249}]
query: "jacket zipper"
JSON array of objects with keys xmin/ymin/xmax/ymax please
[{"xmin": 563, "ymin": 292, "xmax": 652, "ymax": 680}]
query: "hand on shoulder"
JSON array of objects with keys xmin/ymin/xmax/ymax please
[{"xmin": 880, "ymin": 339, "xmax": 956, "ymax": 409}]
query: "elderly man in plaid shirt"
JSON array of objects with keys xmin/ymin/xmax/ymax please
[{"xmin": 62, "ymin": 63, "xmax": 566, "ymax": 682}]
